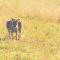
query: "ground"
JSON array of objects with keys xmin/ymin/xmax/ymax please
[{"xmin": 0, "ymin": 18, "xmax": 60, "ymax": 60}]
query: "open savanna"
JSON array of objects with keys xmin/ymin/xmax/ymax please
[{"xmin": 0, "ymin": 0, "xmax": 60, "ymax": 60}]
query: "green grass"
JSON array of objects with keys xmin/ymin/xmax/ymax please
[{"xmin": 0, "ymin": 18, "xmax": 60, "ymax": 60}]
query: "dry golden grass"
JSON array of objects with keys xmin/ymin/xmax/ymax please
[{"xmin": 0, "ymin": 0, "xmax": 60, "ymax": 60}]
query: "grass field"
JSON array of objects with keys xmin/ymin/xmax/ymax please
[{"xmin": 0, "ymin": 0, "xmax": 60, "ymax": 60}]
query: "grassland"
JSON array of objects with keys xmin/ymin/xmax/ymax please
[
  {"xmin": 0, "ymin": 18, "xmax": 60, "ymax": 60},
  {"xmin": 0, "ymin": 0, "xmax": 60, "ymax": 60}
]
